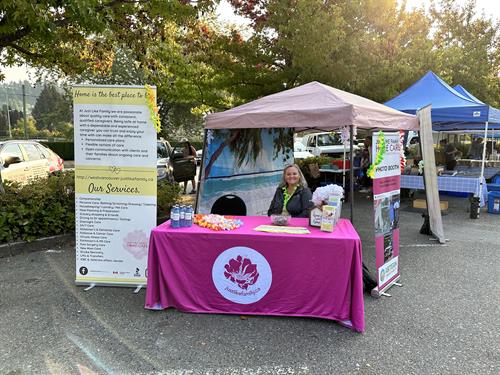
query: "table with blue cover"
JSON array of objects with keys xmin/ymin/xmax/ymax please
[
  {"xmin": 454, "ymin": 165, "xmax": 500, "ymax": 180},
  {"xmin": 401, "ymin": 175, "xmax": 488, "ymax": 207}
]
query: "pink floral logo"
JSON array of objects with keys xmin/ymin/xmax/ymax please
[
  {"xmin": 224, "ymin": 256, "xmax": 259, "ymax": 290},
  {"xmin": 122, "ymin": 230, "xmax": 149, "ymax": 259}
]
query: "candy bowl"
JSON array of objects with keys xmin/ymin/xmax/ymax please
[{"xmin": 271, "ymin": 214, "xmax": 290, "ymax": 226}]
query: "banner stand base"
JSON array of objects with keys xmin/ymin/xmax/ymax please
[
  {"xmin": 133, "ymin": 285, "xmax": 143, "ymax": 294},
  {"xmin": 370, "ymin": 275, "xmax": 402, "ymax": 298},
  {"xmin": 77, "ymin": 282, "xmax": 146, "ymax": 289}
]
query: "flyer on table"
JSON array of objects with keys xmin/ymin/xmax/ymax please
[
  {"xmin": 73, "ymin": 85, "xmax": 157, "ymax": 286},
  {"xmin": 371, "ymin": 132, "xmax": 401, "ymax": 291}
]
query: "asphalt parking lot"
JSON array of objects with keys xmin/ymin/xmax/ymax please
[{"xmin": 1, "ymin": 193, "xmax": 499, "ymax": 375}]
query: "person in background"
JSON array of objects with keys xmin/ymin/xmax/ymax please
[
  {"xmin": 359, "ymin": 136, "xmax": 372, "ymax": 193},
  {"xmin": 468, "ymin": 137, "xmax": 483, "ymax": 160},
  {"xmin": 181, "ymin": 138, "xmax": 197, "ymax": 194},
  {"xmin": 440, "ymin": 139, "xmax": 460, "ymax": 170},
  {"xmin": 268, "ymin": 164, "xmax": 314, "ymax": 218}
]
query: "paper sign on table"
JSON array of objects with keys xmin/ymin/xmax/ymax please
[
  {"xmin": 253, "ymin": 225, "xmax": 310, "ymax": 234},
  {"xmin": 320, "ymin": 205, "xmax": 336, "ymax": 232}
]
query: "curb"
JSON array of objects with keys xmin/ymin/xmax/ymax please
[{"xmin": 0, "ymin": 233, "xmax": 75, "ymax": 258}]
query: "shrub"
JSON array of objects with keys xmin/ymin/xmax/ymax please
[
  {"xmin": 0, "ymin": 172, "xmax": 76, "ymax": 243},
  {"xmin": 0, "ymin": 172, "xmax": 182, "ymax": 243},
  {"xmin": 157, "ymin": 180, "xmax": 182, "ymax": 218}
]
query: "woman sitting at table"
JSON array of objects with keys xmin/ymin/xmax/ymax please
[{"xmin": 268, "ymin": 164, "xmax": 314, "ymax": 218}]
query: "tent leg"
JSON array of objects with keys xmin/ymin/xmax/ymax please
[
  {"xmin": 478, "ymin": 122, "xmax": 489, "ymax": 217},
  {"xmin": 195, "ymin": 129, "xmax": 208, "ymax": 213},
  {"xmin": 349, "ymin": 126, "xmax": 354, "ymax": 223}
]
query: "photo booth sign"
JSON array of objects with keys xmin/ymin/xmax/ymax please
[{"xmin": 370, "ymin": 132, "xmax": 402, "ymax": 297}]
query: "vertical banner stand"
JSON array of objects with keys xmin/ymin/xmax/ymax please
[
  {"xmin": 369, "ymin": 132, "xmax": 404, "ymax": 298},
  {"xmin": 73, "ymin": 85, "xmax": 157, "ymax": 289}
]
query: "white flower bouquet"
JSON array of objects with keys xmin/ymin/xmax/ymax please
[{"xmin": 311, "ymin": 184, "xmax": 344, "ymax": 206}]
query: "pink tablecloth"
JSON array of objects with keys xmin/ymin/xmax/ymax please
[{"xmin": 145, "ymin": 217, "xmax": 365, "ymax": 332}]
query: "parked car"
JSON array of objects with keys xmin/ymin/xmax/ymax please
[
  {"xmin": 157, "ymin": 139, "xmax": 197, "ymax": 183},
  {"xmin": 301, "ymin": 132, "xmax": 359, "ymax": 158},
  {"xmin": 0, "ymin": 140, "xmax": 64, "ymax": 185}
]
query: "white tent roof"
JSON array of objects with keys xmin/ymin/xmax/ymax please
[{"xmin": 206, "ymin": 81, "xmax": 419, "ymax": 131}]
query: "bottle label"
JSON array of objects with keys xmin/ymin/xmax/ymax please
[
  {"xmin": 171, "ymin": 212, "xmax": 180, "ymax": 220},
  {"xmin": 185, "ymin": 212, "xmax": 192, "ymax": 220}
]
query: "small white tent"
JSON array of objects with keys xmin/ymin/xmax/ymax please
[{"xmin": 203, "ymin": 81, "xmax": 419, "ymax": 220}]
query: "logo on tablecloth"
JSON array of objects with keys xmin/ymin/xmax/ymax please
[
  {"xmin": 212, "ymin": 246, "xmax": 272, "ymax": 304},
  {"xmin": 224, "ymin": 256, "xmax": 259, "ymax": 290}
]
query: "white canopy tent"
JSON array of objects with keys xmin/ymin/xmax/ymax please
[{"xmin": 206, "ymin": 81, "xmax": 419, "ymax": 131}]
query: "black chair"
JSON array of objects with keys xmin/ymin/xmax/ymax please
[{"xmin": 211, "ymin": 195, "xmax": 247, "ymax": 216}]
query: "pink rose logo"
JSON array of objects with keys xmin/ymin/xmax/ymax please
[
  {"xmin": 122, "ymin": 230, "xmax": 149, "ymax": 259},
  {"xmin": 224, "ymin": 256, "xmax": 259, "ymax": 290}
]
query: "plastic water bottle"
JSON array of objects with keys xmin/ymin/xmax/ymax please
[
  {"xmin": 185, "ymin": 205, "xmax": 193, "ymax": 227},
  {"xmin": 179, "ymin": 205, "xmax": 186, "ymax": 227},
  {"xmin": 171, "ymin": 205, "xmax": 180, "ymax": 228}
]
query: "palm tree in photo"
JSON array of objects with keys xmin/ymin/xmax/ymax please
[{"xmin": 203, "ymin": 128, "xmax": 293, "ymax": 179}]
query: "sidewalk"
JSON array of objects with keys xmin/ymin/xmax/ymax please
[{"xmin": 1, "ymin": 194, "xmax": 499, "ymax": 374}]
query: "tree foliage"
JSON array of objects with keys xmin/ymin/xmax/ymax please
[
  {"xmin": 228, "ymin": 0, "xmax": 498, "ymax": 105},
  {"xmin": 31, "ymin": 85, "xmax": 71, "ymax": 131},
  {"xmin": 0, "ymin": 106, "xmax": 23, "ymax": 137},
  {"xmin": 430, "ymin": 0, "xmax": 500, "ymax": 107},
  {"xmin": 2, "ymin": 0, "xmax": 498, "ymax": 133},
  {"xmin": 0, "ymin": 0, "xmax": 213, "ymax": 80}
]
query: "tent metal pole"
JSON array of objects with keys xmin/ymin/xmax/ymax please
[
  {"xmin": 194, "ymin": 129, "xmax": 208, "ymax": 213},
  {"xmin": 491, "ymin": 129, "xmax": 494, "ymax": 155},
  {"xmin": 478, "ymin": 121, "xmax": 489, "ymax": 217},
  {"xmin": 349, "ymin": 126, "xmax": 354, "ymax": 222},
  {"xmin": 342, "ymin": 144, "xmax": 346, "ymax": 191}
]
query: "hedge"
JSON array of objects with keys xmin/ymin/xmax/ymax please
[
  {"xmin": 0, "ymin": 172, "xmax": 76, "ymax": 243},
  {"xmin": 0, "ymin": 172, "xmax": 182, "ymax": 243},
  {"xmin": 41, "ymin": 141, "xmax": 74, "ymax": 160}
]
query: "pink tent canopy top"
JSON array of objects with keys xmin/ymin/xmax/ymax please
[{"xmin": 206, "ymin": 81, "xmax": 419, "ymax": 131}]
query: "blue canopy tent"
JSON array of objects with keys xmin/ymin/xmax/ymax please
[
  {"xmin": 451, "ymin": 84, "xmax": 500, "ymax": 162},
  {"xmin": 384, "ymin": 71, "xmax": 500, "ymax": 131},
  {"xmin": 385, "ymin": 71, "xmax": 500, "ymax": 215},
  {"xmin": 453, "ymin": 84, "xmax": 484, "ymax": 104}
]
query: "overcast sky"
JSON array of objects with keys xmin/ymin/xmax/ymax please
[{"xmin": 2, "ymin": 0, "xmax": 498, "ymax": 83}]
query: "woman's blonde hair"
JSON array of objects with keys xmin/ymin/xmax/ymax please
[{"xmin": 279, "ymin": 164, "xmax": 308, "ymax": 188}]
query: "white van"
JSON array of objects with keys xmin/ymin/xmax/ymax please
[{"xmin": 301, "ymin": 132, "xmax": 359, "ymax": 157}]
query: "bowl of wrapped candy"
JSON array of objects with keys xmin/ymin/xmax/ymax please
[{"xmin": 271, "ymin": 214, "xmax": 290, "ymax": 226}]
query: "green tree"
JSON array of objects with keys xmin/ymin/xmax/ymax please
[
  {"xmin": 31, "ymin": 85, "xmax": 71, "ymax": 131},
  {"xmin": 227, "ymin": 0, "xmax": 435, "ymax": 103},
  {"xmin": 0, "ymin": 106, "xmax": 23, "ymax": 137},
  {"xmin": 430, "ymin": 0, "xmax": 499, "ymax": 107},
  {"xmin": 0, "ymin": 0, "xmax": 214, "ymax": 80},
  {"xmin": 11, "ymin": 116, "xmax": 37, "ymax": 138},
  {"xmin": 71, "ymin": 47, "xmax": 145, "ymax": 86}
]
